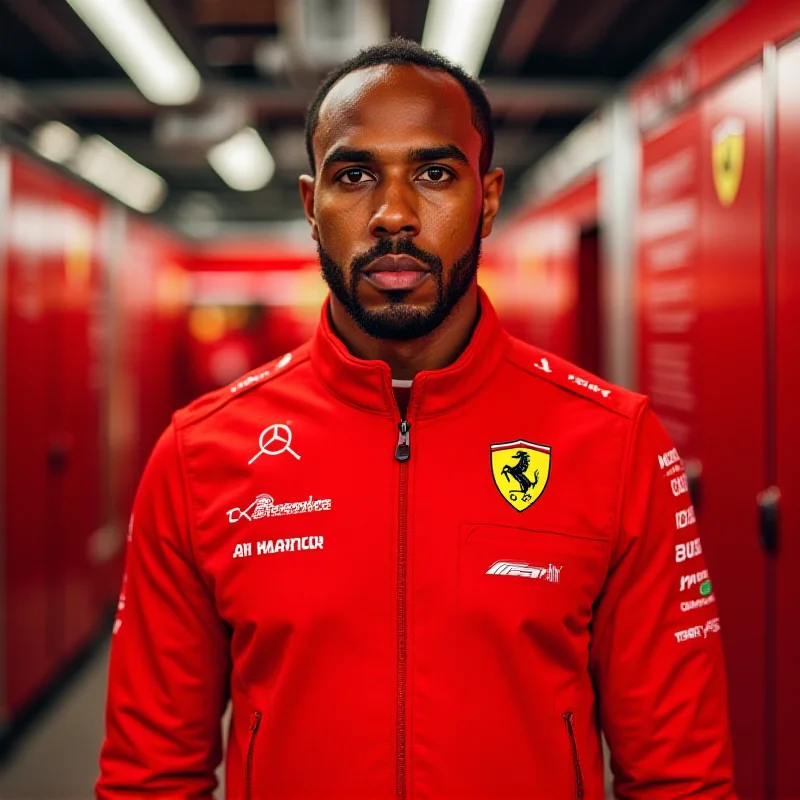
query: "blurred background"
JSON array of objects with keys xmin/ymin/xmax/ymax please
[{"xmin": 0, "ymin": 0, "xmax": 797, "ymax": 798}]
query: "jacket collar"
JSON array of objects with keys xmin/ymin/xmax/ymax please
[{"xmin": 310, "ymin": 286, "xmax": 509, "ymax": 419}]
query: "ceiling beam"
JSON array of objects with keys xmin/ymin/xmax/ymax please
[
  {"xmin": 496, "ymin": 0, "xmax": 558, "ymax": 71},
  {"xmin": 485, "ymin": 79, "xmax": 612, "ymax": 113},
  {"xmin": 563, "ymin": 0, "xmax": 632, "ymax": 54},
  {"xmin": 20, "ymin": 78, "xmax": 614, "ymax": 117},
  {"xmin": 3, "ymin": 0, "xmax": 85, "ymax": 58}
]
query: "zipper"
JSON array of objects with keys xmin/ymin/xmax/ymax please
[
  {"xmin": 395, "ymin": 419, "xmax": 411, "ymax": 797},
  {"xmin": 395, "ymin": 419, "xmax": 411, "ymax": 462},
  {"xmin": 245, "ymin": 710, "xmax": 262, "ymax": 800},
  {"xmin": 562, "ymin": 711, "xmax": 585, "ymax": 800}
]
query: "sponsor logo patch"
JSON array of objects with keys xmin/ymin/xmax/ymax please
[
  {"xmin": 675, "ymin": 505, "xmax": 696, "ymax": 529},
  {"xmin": 233, "ymin": 536, "xmax": 324, "ymax": 559},
  {"xmin": 675, "ymin": 616, "xmax": 721, "ymax": 643},
  {"xmin": 249, "ymin": 423, "xmax": 301, "ymax": 464},
  {"xmin": 658, "ymin": 447, "xmax": 681, "ymax": 471},
  {"xmin": 486, "ymin": 561, "xmax": 562, "ymax": 582},
  {"xmin": 670, "ymin": 473, "xmax": 689, "ymax": 497},
  {"xmin": 568, "ymin": 374, "xmax": 611, "ymax": 398},
  {"xmin": 681, "ymin": 594, "xmax": 716, "ymax": 612},
  {"xmin": 680, "ymin": 569, "xmax": 708, "ymax": 592},
  {"xmin": 490, "ymin": 439, "xmax": 551, "ymax": 512},
  {"xmin": 712, "ymin": 118, "xmax": 745, "ymax": 207},
  {"xmin": 675, "ymin": 537, "xmax": 702, "ymax": 563},
  {"xmin": 227, "ymin": 493, "xmax": 332, "ymax": 523}
]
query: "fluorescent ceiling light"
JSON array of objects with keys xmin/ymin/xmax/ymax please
[
  {"xmin": 72, "ymin": 135, "xmax": 167, "ymax": 213},
  {"xmin": 207, "ymin": 128, "xmax": 276, "ymax": 192},
  {"xmin": 64, "ymin": 0, "xmax": 201, "ymax": 105},
  {"xmin": 422, "ymin": 0, "xmax": 506, "ymax": 76},
  {"xmin": 30, "ymin": 121, "xmax": 81, "ymax": 164}
]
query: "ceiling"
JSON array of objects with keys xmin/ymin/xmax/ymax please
[{"xmin": 0, "ymin": 0, "xmax": 716, "ymax": 237}]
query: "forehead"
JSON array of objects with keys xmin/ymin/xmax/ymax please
[{"xmin": 314, "ymin": 64, "xmax": 481, "ymax": 164}]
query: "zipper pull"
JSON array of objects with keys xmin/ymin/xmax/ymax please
[
  {"xmin": 395, "ymin": 420, "xmax": 411, "ymax": 462},
  {"xmin": 250, "ymin": 711, "xmax": 262, "ymax": 732}
]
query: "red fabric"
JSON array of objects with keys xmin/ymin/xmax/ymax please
[{"xmin": 98, "ymin": 289, "xmax": 736, "ymax": 799}]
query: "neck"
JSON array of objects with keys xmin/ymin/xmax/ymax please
[{"xmin": 329, "ymin": 283, "xmax": 480, "ymax": 381}]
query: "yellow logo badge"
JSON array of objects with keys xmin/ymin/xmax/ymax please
[
  {"xmin": 491, "ymin": 439, "xmax": 551, "ymax": 512},
  {"xmin": 712, "ymin": 118, "xmax": 745, "ymax": 207}
]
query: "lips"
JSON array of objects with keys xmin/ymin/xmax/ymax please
[
  {"xmin": 362, "ymin": 255, "xmax": 431, "ymax": 292},
  {"xmin": 362, "ymin": 255, "xmax": 429, "ymax": 275}
]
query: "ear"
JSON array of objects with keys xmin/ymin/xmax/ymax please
[
  {"xmin": 480, "ymin": 167, "xmax": 505, "ymax": 238},
  {"xmin": 298, "ymin": 175, "xmax": 318, "ymax": 242}
]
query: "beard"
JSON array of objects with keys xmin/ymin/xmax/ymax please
[{"xmin": 318, "ymin": 227, "xmax": 482, "ymax": 341}]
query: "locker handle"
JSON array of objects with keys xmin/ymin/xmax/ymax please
[
  {"xmin": 47, "ymin": 434, "xmax": 72, "ymax": 474},
  {"xmin": 757, "ymin": 486, "xmax": 781, "ymax": 555},
  {"xmin": 684, "ymin": 458, "xmax": 703, "ymax": 514}
]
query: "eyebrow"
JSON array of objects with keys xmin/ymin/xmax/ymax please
[
  {"xmin": 408, "ymin": 145, "xmax": 469, "ymax": 166},
  {"xmin": 321, "ymin": 144, "xmax": 470, "ymax": 172},
  {"xmin": 322, "ymin": 147, "xmax": 374, "ymax": 171}
]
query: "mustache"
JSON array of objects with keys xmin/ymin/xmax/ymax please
[{"xmin": 349, "ymin": 237, "xmax": 443, "ymax": 276}]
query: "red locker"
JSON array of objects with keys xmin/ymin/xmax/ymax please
[
  {"xmin": 2, "ymin": 154, "xmax": 55, "ymax": 716},
  {"xmin": 51, "ymin": 179, "xmax": 106, "ymax": 663},
  {"xmin": 776, "ymin": 35, "xmax": 800, "ymax": 800},
  {"xmin": 636, "ymin": 105, "xmax": 702, "ymax": 454},
  {"xmin": 697, "ymin": 64, "xmax": 768, "ymax": 799},
  {"xmin": 95, "ymin": 218, "xmax": 189, "ymax": 613},
  {"xmin": 2, "ymin": 153, "xmax": 109, "ymax": 717},
  {"xmin": 486, "ymin": 176, "xmax": 598, "ymax": 360}
]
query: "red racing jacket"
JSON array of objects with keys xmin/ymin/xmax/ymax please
[{"xmin": 97, "ymin": 288, "xmax": 737, "ymax": 800}]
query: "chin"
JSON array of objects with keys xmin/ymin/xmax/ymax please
[{"xmin": 352, "ymin": 302, "xmax": 448, "ymax": 341}]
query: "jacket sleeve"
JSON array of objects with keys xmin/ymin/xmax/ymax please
[
  {"xmin": 96, "ymin": 423, "xmax": 231, "ymax": 799},
  {"xmin": 589, "ymin": 404, "xmax": 737, "ymax": 799}
]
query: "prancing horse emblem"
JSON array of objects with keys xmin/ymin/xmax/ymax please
[{"xmin": 490, "ymin": 439, "xmax": 551, "ymax": 512}]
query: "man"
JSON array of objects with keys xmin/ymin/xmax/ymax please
[{"xmin": 97, "ymin": 39, "xmax": 736, "ymax": 799}]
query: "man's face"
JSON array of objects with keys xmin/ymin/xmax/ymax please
[{"xmin": 300, "ymin": 64, "xmax": 503, "ymax": 340}]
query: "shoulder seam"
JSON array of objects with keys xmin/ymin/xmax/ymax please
[
  {"xmin": 175, "ymin": 349, "xmax": 311, "ymax": 432},
  {"xmin": 170, "ymin": 419, "xmax": 201, "ymax": 573},
  {"xmin": 172, "ymin": 416, "xmax": 226, "ymax": 599},
  {"xmin": 504, "ymin": 352, "xmax": 641, "ymax": 420},
  {"xmin": 610, "ymin": 399, "xmax": 650, "ymax": 567}
]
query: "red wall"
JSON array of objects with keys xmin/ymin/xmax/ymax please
[
  {"xmin": 637, "ymin": 68, "xmax": 770, "ymax": 798},
  {"xmin": 775, "ymin": 36, "xmax": 800, "ymax": 800},
  {"xmin": 1, "ymin": 151, "xmax": 188, "ymax": 722},
  {"xmin": 178, "ymin": 241, "xmax": 319, "ymax": 401},
  {"xmin": 3, "ymin": 153, "xmax": 108, "ymax": 714},
  {"xmin": 485, "ymin": 175, "xmax": 598, "ymax": 361},
  {"xmin": 498, "ymin": 5, "xmax": 800, "ymax": 796},
  {"xmin": 696, "ymin": 64, "xmax": 768, "ymax": 799},
  {"xmin": 636, "ymin": 105, "xmax": 701, "ymax": 453},
  {"xmin": 632, "ymin": 0, "xmax": 800, "ymax": 130}
]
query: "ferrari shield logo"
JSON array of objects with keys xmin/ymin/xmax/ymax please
[
  {"xmin": 491, "ymin": 440, "xmax": 551, "ymax": 512},
  {"xmin": 712, "ymin": 118, "xmax": 745, "ymax": 207}
]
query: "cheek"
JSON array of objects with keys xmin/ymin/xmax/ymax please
[
  {"xmin": 315, "ymin": 197, "xmax": 361, "ymax": 257},
  {"xmin": 421, "ymin": 199, "xmax": 481, "ymax": 256}
]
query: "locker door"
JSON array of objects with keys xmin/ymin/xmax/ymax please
[
  {"xmin": 698, "ymin": 63, "xmax": 768, "ymax": 799},
  {"xmin": 3, "ymin": 156, "xmax": 56, "ymax": 715},
  {"xmin": 776, "ymin": 36, "xmax": 800, "ymax": 800},
  {"xmin": 53, "ymin": 183, "xmax": 105, "ymax": 663},
  {"xmin": 637, "ymin": 105, "xmax": 702, "ymax": 456}
]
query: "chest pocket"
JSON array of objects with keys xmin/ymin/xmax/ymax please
[{"xmin": 456, "ymin": 523, "xmax": 610, "ymax": 636}]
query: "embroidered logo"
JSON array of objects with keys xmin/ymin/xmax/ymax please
[
  {"xmin": 486, "ymin": 561, "xmax": 562, "ymax": 582},
  {"xmin": 227, "ymin": 493, "xmax": 332, "ymax": 523},
  {"xmin": 490, "ymin": 439, "xmax": 551, "ymax": 512}
]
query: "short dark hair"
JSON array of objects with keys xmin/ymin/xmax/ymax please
[{"xmin": 304, "ymin": 37, "xmax": 494, "ymax": 176}]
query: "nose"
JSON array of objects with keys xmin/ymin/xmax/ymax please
[{"xmin": 368, "ymin": 177, "xmax": 421, "ymax": 239}]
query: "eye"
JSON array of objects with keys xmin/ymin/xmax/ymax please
[
  {"xmin": 418, "ymin": 166, "xmax": 453, "ymax": 183},
  {"xmin": 337, "ymin": 168, "xmax": 374, "ymax": 185}
]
